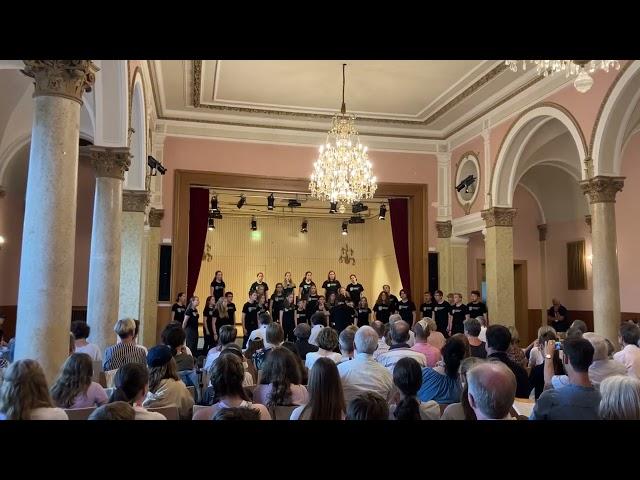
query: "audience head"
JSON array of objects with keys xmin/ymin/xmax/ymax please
[
  {"xmin": 346, "ymin": 392, "xmax": 389, "ymax": 421},
  {"xmin": 311, "ymin": 311, "xmax": 326, "ymax": 327},
  {"xmin": 110, "ymin": 363, "xmax": 149, "ymax": 404},
  {"xmin": 463, "ymin": 318, "xmax": 482, "ymax": 338},
  {"xmin": 599, "ymin": 375, "xmax": 640, "ymax": 420},
  {"xmin": 70, "ymin": 321, "xmax": 90, "ymax": 341},
  {"xmin": 537, "ymin": 326, "xmax": 558, "ymax": 346},
  {"xmin": 371, "ymin": 320, "xmax": 385, "ymax": 339},
  {"xmin": 163, "ymin": 326, "xmax": 187, "ymax": 356},
  {"xmin": 619, "ymin": 322, "xmax": 640, "ymax": 347},
  {"xmin": 425, "ymin": 318, "xmax": 439, "ymax": 334},
  {"xmin": 354, "ymin": 326, "xmax": 379, "ymax": 355},
  {"xmin": 413, "ymin": 322, "xmax": 430, "ymax": 341},
  {"xmin": 210, "ymin": 352, "xmax": 249, "ymax": 401},
  {"xmin": 339, "ymin": 328, "xmax": 356, "ymax": 356},
  {"xmin": 442, "ymin": 335, "xmax": 468, "ymax": 378},
  {"xmin": 316, "ymin": 327, "xmax": 339, "ymax": 352},
  {"xmin": 217, "ymin": 324, "xmax": 237, "ymax": 347},
  {"xmin": 213, "ymin": 407, "xmax": 261, "ymax": 420},
  {"xmin": 570, "ymin": 320, "xmax": 588, "ymax": 335},
  {"xmin": 476, "ymin": 315, "xmax": 487, "ymax": 327},
  {"xmin": 265, "ymin": 323, "xmax": 285, "ymax": 347},
  {"xmin": 392, "ymin": 357, "xmax": 423, "ymax": 420},
  {"xmin": 565, "ymin": 326, "xmax": 584, "ymax": 339},
  {"xmin": 562, "ymin": 337, "xmax": 594, "ymax": 374},
  {"xmin": 0, "ymin": 359, "xmax": 54, "ymax": 420},
  {"xmin": 88, "ymin": 401, "xmax": 135, "ymax": 420},
  {"xmin": 293, "ymin": 322, "xmax": 311, "ymax": 341},
  {"xmin": 260, "ymin": 347, "xmax": 301, "ymax": 407},
  {"xmin": 390, "ymin": 320, "xmax": 411, "ymax": 345},
  {"xmin": 50, "ymin": 353, "xmax": 93, "ymax": 408},
  {"xmin": 486, "ymin": 325, "xmax": 511, "ymax": 354},
  {"xmin": 258, "ymin": 312, "xmax": 272, "ymax": 326},
  {"xmin": 305, "ymin": 357, "xmax": 345, "ymax": 420},
  {"xmin": 114, "ymin": 318, "xmax": 136, "ymax": 341},
  {"xmin": 389, "ymin": 313, "xmax": 402, "ymax": 325},
  {"xmin": 507, "ymin": 326, "xmax": 520, "ymax": 346},
  {"xmin": 467, "ymin": 362, "xmax": 516, "ymax": 420},
  {"xmin": 147, "ymin": 345, "xmax": 179, "ymax": 393},
  {"xmin": 583, "ymin": 332, "xmax": 608, "ymax": 362}
]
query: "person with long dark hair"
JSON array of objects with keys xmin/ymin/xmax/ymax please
[
  {"xmin": 202, "ymin": 295, "xmax": 217, "ymax": 353},
  {"xmin": 210, "ymin": 270, "xmax": 226, "ymax": 302},
  {"xmin": 356, "ymin": 297, "xmax": 372, "ymax": 327},
  {"xmin": 383, "ymin": 285, "xmax": 399, "ymax": 313},
  {"xmin": 290, "ymin": 357, "xmax": 345, "ymax": 420},
  {"xmin": 241, "ymin": 291, "xmax": 260, "ymax": 349},
  {"xmin": 389, "ymin": 357, "xmax": 439, "ymax": 420},
  {"xmin": 270, "ymin": 283, "xmax": 286, "ymax": 321},
  {"xmin": 182, "ymin": 296, "xmax": 200, "ymax": 355},
  {"xmin": 253, "ymin": 347, "xmax": 308, "ymax": 407},
  {"xmin": 397, "ymin": 290, "xmax": 417, "ymax": 326},
  {"xmin": 257, "ymin": 293, "xmax": 269, "ymax": 316},
  {"xmin": 299, "ymin": 271, "xmax": 315, "ymax": 300},
  {"xmin": 283, "ymin": 272, "xmax": 296, "ymax": 298},
  {"xmin": 373, "ymin": 291, "xmax": 392, "ymax": 324},
  {"xmin": 50, "ymin": 353, "xmax": 108, "ymax": 409},
  {"xmin": 418, "ymin": 335, "xmax": 468, "ymax": 404},
  {"xmin": 279, "ymin": 292, "xmax": 297, "ymax": 342},
  {"xmin": 322, "ymin": 270, "xmax": 342, "ymax": 299},
  {"xmin": 171, "ymin": 292, "xmax": 187, "ymax": 325},
  {"xmin": 109, "ymin": 363, "xmax": 166, "ymax": 420},
  {"xmin": 250, "ymin": 272, "xmax": 269, "ymax": 297}
]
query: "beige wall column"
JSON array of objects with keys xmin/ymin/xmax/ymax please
[
  {"xmin": 436, "ymin": 221, "xmax": 453, "ymax": 294},
  {"xmin": 580, "ymin": 176, "xmax": 624, "ymax": 343},
  {"xmin": 14, "ymin": 60, "xmax": 97, "ymax": 382},
  {"xmin": 84, "ymin": 146, "xmax": 131, "ymax": 353},
  {"xmin": 140, "ymin": 208, "xmax": 163, "ymax": 347},
  {"xmin": 451, "ymin": 237, "xmax": 469, "ymax": 300},
  {"xmin": 538, "ymin": 224, "xmax": 548, "ymax": 326},
  {"xmin": 481, "ymin": 207, "xmax": 517, "ymax": 328}
]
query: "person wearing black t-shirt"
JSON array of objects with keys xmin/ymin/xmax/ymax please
[
  {"xmin": 373, "ymin": 291, "xmax": 392, "ymax": 324},
  {"xmin": 449, "ymin": 293, "xmax": 470, "ymax": 336},
  {"xmin": 305, "ymin": 286, "xmax": 320, "ymax": 317},
  {"xmin": 547, "ymin": 298, "xmax": 570, "ymax": 332},
  {"xmin": 322, "ymin": 270, "xmax": 342, "ymax": 299},
  {"xmin": 299, "ymin": 271, "xmax": 315, "ymax": 300},
  {"xmin": 279, "ymin": 293, "xmax": 297, "ymax": 341},
  {"xmin": 420, "ymin": 291, "xmax": 436, "ymax": 320},
  {"xmin": 210, "ymin": 270, "xmax": 226, "ymax": 302},
  {"xmin": 316, "ymin": 296, "xmax": 331, "ymax": 321},
  {"xmin": 467, "ymin": 290, "xmax": 488, "ymax": 322},
  {"xmin": 432, "ymin": 290, "xmax": 451, "ymax": 337},
  {"xmin": 330, "ymin": 295, "xmax": 356, "ymax": 334},
  {"xmin": 171, "ymin": 292, "xmax": 187, "ymax": 325},
  {"xmin": 397, "ymin": 289, "xmax": 417, "ymax": 326},
  {"xmin": 215, "ymin": 296, "xmax": 233, "ymax": 335},
  {"xmin": 257, "ymin": 294, "xmax": 269, "ymax": 317},
  {"xmin": 283, "ymin": 271, "xmax": 296, "ymax": 299},
  {"xmin": 383, "ymin": 285, "xmax": 399, "ymax": 313},
  {"xmin": 241, "ymin": 291, "xmax": 260, "ymax": 349},
  {"xmin": 356, "ymin": 297, "xmax": 372, "ymax": 327},
  {"xmin": 296, "ymin": 299, "xmax": 308, "ymax": 325},
  {"xmin": 203, "ymin": 296, "xmax": 217, "ymax": 352},
  {"xmin": 327, "ymin": 292, "xmax": 337, "ymax": 310},
  {"xmin": 249, "ymin": 272, "xmax": 269, "ymax": 297},
  {"xmin": 346, "ymin": 274, "xmax": 364, "ymax": 304},
  {"xmin": 270, "ymin": 283, "xmax": 286, "ymax": 321},
  {"xmin": 182, "ymin": 296, "xmax": 200, "ymax": 355},
  {"xmin": 225, "ymin": 292, "xmax": 236, "ymax": 326}
]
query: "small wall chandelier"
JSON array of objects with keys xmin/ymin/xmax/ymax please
[
  {"xmin": 309, "ymin": 64, "xmax": 377, "ymax": 213},
  {"xmin": 505, "ymin": 60, "xmax": 620, "ymax": 93}
]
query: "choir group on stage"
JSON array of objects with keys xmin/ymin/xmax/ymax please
[{"xmin": 169, "ymin": 270, "xmax": 489, "ymax": 356}]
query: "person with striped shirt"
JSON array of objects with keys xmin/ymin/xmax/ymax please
[{"xmin": 103, "ymin": 318, "xmax": 147, "ymax": 371}]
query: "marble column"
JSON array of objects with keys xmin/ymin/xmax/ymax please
[
  {"xmin": 118, "ymin": 190, "xmax": 150, "ymax": 334},
  {"xmin": 436, "ymin": 221, "xmax": 453, "ymax": 294},
  {"xmin": 141, "ymin": 208, "xmax": 163, "ymax": 346},
  {"xmin": 84, "ymin": 146, "xmax": 131, "ymax": 353},
  {"xmin": 451, "ymin": 237, "xmax": 469, "ymax": 300},
  {"xmin": 580, "ymin": 176, "xmax": 624, "ymax": 343},
  {"xmin": 481, "ymin": 207, "xmax": 517, "ymax": 328},
  {"xmin": 538, "ymin": 224, "xmax": 549, "ymax": 326},
  {"xmin": 15, "ymin": 60, "xmax": 97, "ymax": 382}
]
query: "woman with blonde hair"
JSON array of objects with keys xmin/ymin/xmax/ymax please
[
  {"xmin": 424, "ymin": 318, "xmax": 446, "ymax": 351},
  {"xmin": 51, "ymin": 353, "xmax": 108, "ymax": 409},
  {"xmin": 214, "ymin": 295, "xmax": 232, "ymax": 339},
  {"xmin": 506, "ymin": 325, "xmax": 527, "ymax": 369},
  {"xmin": 599, "ymin": 375, "xmax": 640, "ymax": 420},
  {"xmin": 0, "ymin": 359, "xmax": 68, "ymax": 420}
]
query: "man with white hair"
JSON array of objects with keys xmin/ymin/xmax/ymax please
[
  {"xmin": 371, "ymin": 320, "xmax": 389, "ymax": 360},
  {"xmin": 584, "ymin": 332, "xmax": 627, "ymax": 387},
  {"xmin": 389, "ymin": 314, "xmax": 415, "ymax": 347},
  {"xmin": 467, "ymin": 362, "xmax": 517, "ymax": 420},
  {"xmin": 338, "ymin": 326, "xmax": 394, "ymax": 404},
  {"xmin": 376, "ymin": 320, "xmax": 427, "ymax": 373}
]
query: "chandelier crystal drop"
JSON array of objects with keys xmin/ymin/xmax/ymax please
[
  {"xmin": 505, "ymin": 60, "xmax": 620, "ymax": 93},
  {"xmin": 309, "ymin": 64, "xmax": 377, "ymax": 208}
]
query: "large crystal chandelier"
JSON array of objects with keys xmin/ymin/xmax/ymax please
[
  {"xmin": 505, "ymin": 60, "xmax": 620, "ymax": 93},
  {"xmin": 309, "ymin": 64, "xmax": 376, "ymax": 213}
]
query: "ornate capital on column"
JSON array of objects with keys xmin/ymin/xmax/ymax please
[
  {"xmin": 585, "ymin": 215, "xmax": 592, "ymax": 232},
  {"xmin": 435, "ymin": 220, "xmax": 452, "ymax": 238},
  {"xmin": 149, "ymin": 208, "xmax": 164, "ymax": 228},
  {"xmin": 580, "ymin": 176, "xmax": 625, "ymax": 204},
  {"xmin": 22, "ymin": 60, "xmax": 98, "ymax": 105},
  {"xmin": 537, "ymin": 224, "xmax": 548, "ymax": 241},
  {"xmin": 82, "ymin": 146, "xmax": 131, "ymax": 181},
  {"xmin": 482, "ymin": 207, "xmax": 517, "ymax": 227},
  {"xmin": 123, "ymin": 190, "xmax": 150, "ymax": 213}
]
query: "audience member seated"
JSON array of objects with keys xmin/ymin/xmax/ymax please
[
  {"xmin": 109, "ymin": 363, "xmax": 166, "ymax": 420},
  {"xmin": 292, "ymin": 323, "xmax": 318, "ymax": 362},
  {"xmin": 418, "ymin": 335, "xmax": 467, "ymax": 405},
  {"xmin": 464, "ymin": 318, "xmax": 487, "ymax": 359},
  {"xmin": 506, "ymin": 326, "xmax": 527, "ymax": 369},
  {"xmin": 486, "ymin": 325, "xmax": 530, "ymax": 398},
  {"xmin": 253, "ymin": 347, "xmax": 308, "ymax": 407},
  {"xmin": 565, "ymin": 326, "xmax": 584, "ymax": 339},
  {"xmin": 377, "ymin": 320, "xmax": 427, "ymax": 373},
  {"xmin": 338, "ymin": 326, "xmax": 394, "ymax": 404},
  {"xmin": 305, "ymin": 327, "xmax": 342, "ymax": 370},
  {"xmin": 467, "ymin": 362, "xmax": 517, "ymax": 420},
  {"xmin": 371, "ymin": 320, "xmax": 390, "ymax": 359},
  {"xmin": 441, "ymin": 356, "xmax": 486, "ymax": 420},
  {"xmin": 50, "ymin": 353, "xmax": 108, "ymax": 409},
  {"xmin": 193, "ymin": 353, "xmax": 271, "ymax": 420},
  {"xmin": 0, "ymin": 359, "xmax": 68, "ymax": 420},
  {"xmin": 411, "ymin": 323, "xmax": 442, "ymax": 367},
  {"xmin": 88, "ymin": 401, "xmax": 135, "ymax": 420},
  {"xmin": 338, "ymin": 328, "xmax": 356, "ymax": 362},
  {"xmin": 423, "ymin": 318, "xmax": 447, "ymax": 350},
  {"xmin": 163, "ymin": 326, "xmax": 195, "ymax": 371},
  {"xmin": 201, "ymin": 347, "xmax": 255, "ymax": 406},
  {"xmin": 70, "ymin": 321, "xmax": 102, "ymax": 363},
  {"xmin": 570, "ymin": 320, "xmax": 588, "ymax": 335},
  {"xmin": 581, "ymin": 333, "xmax": 627, "ymax": 388},
  {"xmin": 528, "ymin": 327, "xmax": 563, "ymax": 399},
  {"xmin": 346, "ymin": 392, "xmax": 389, "ymax": 420},
  {"xmin": 281, "ymin": 341, "xmax": 308, "ymax": 385},
  {"xmin": 308, "ymin": 312, "xmax": 326, "ymax": 347},
  {"xmin": 204, "ymin": 325, "xmax": 237, "ymax": 371},
  {"xmin": 212, "ymin": 407, "xmax": 261, "ymax": 420},
  {"xmin": 389, "ymin": 314, "xmax": 415, "ymax": 346},
  {"xmin": 290, "ymin": 357, "xmax": 345, "ymax": 420},
  {"xmin": 389, "ymin": 357, "xmax": 439, "ymax": 420},
  {"xmin": 531, "ymin": 337, "xmax": 601, "ymax": 420},
  {"xmin": 142, "ymin": 345, "xmax": 194, "ymax": 420},
  {"xmin": 253, "ymin": 323, "xmax": 285, "ymax": 371},
  {"xmin": 613, "ymin": 323, "xmax": 640, "ymax": 379},
  {"xmin": 103, "ymin": 318, "xmax": 147, "ymax": 371},
  {"xmin": 598, "ymin": 375, "xmax": 640, "ymax": 420},
  {"xmin": 248, "ymin": 312, "xmax": 272, "ymax": 344}
]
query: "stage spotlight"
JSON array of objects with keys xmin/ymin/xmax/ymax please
[
  {"xmin": 378, "ymin": 204, "xmax": 387, "ymax": 220},
  {"xmin": 251, "ymin": 216, "xmax": 257, "ymax": 231},
  {"xmin": 237, "ymin": 194, "xmax": 246, "ymax": 209},
  {"xmin": 455, "ymin": 175, "xmax": 476, "ymax": 193},
  {"xmin": 352, "ymin": 202, "xmax": 368, "ymax": 214},
  {"xmin": 212, "ymin": 210, "xmax": 223, "ymax": 220},
  {"xmin": 329, "ymin": 202, "xmax": 337, "ymax": 214},
  {"xmin": 147, "ymin": 155, "xmax": 167, "ymax": 176},
  {"xmin": 210, "ymin": 195, "xmax": 218, "ymax": 212},
  {"xmin": 341, "ymin": 221, "xmax": 348, "ymax": 236},
  {"xmin": 208, "ymin": 216, "xmax": 215, "ymax": 231},
  {"xmin": 301, "ymin": 219, "xmax": 308, "ymax": 233},
  {"xmin": 267, "ymin": 193, "xmax": 275, "ymax": 210}
]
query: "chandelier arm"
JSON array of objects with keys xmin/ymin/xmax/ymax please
[{"xmin": 341, "ymin": 63, "xmax": 347, "ymax": 115}]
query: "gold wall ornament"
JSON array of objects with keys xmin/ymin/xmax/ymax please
[
  {"xmin": 579, "ymin": 176, "xmax": 625, "ymax": 204},
  {"xmin": 202, "ymin": 243, "xmax": 213, "ymax": 263},
  {"xmin": 82, "ymin": 146, "xmax": 131, "ymax": 181},
  {"xmin": 482, "ymin": 207, "xmax": 517, "ymax": 228},
  {"xmin": 338, "ymin": 243, "xmax": 356, "ymax": 265},
  {"xmin": 22, "ymin": 60, "xmax": 98, "ymax": 105},
  {"xmin": 435, "ymin": 220, "xmax": 453, "ymax": 238}
]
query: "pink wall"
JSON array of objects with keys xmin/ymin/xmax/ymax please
[
  {"xmin": 161, "ymin": 136, "xmax": 439, "ymax": 247},
  {"xmin": 617, "ymin": 131, "xmax": 640, "ymax": 312},
  {"xmin": 466, "ymin": 232, "xmax": 484, "ymax": 293},
  {"xmin": 451, "ymin": 135, "xmax": 484, "ymax": 217}
]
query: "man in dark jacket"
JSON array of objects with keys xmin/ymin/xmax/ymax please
[{"xmin": 486, "ymin": 325, "xmax": 530, "ymax": 398}]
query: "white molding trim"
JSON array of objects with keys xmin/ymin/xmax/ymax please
[
  {"xmin": 452, "ymin": 211, "xmax": 485, "ymax": 237},
  {"xmin": 451, "ymin": 236, "xmax": 470, "ymax": 246},
  {"xmin": 516, "ymin": 183, "xmax": 547, "ymax": 224}
]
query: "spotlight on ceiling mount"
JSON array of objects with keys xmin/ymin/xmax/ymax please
[
  {"xmin": 267, "ymin": 193, "xmax": 275, "ymax": 210},
  {"xmin": 212, "ymin": 210, "xmax": 223, "ymax": 220},
  {"xmin": 210, "ymin": 195, "xmax": 218, "ymax": 212},
  {"xmin": 329, "ymin": 202, "xmax": 338, "ymax": 214},
  {"xmin": 349, "ymin": 216, "xmax": 365, "ymax": 224},
  {"xmin": 455, "ymin": 175, "xmax": 476, "ymax": 193},
  {"xmin": 378, "ymin": 203, "xmax": 387, "ymax": 220},
  {"xmin": 251, "ymin": 216, "xmax": 257, "ymax": 231},
  {"xmin": 237, "ymin": 194, "xmax": 246, "ymax": 209},
  {"xmin": 147, "ymin": 155, "xmax": 167, "ymax": 176},
  {"xmin": 208, "ymin": 216, "xmax": 215, "ymax": 231},
  {"xmin": 301, "ymin": 219, "xmax": 308, "ymax": 233},
  {"xmin": 352, "ymin": 202, "xmax": 368, "ymax": 214},
  {"xmin": 341, "ymin": 221, "xmax": 348, "ymax": 236},
  {"xmin": 287, "ymin": 199, "xmax": 302, "ymax": 208}
]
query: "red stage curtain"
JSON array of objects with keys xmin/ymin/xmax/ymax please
[
  {"xmin": 187, "ymin": 187, "xmax": 210, "ymax": 300},
  {"xmin": 388, "ymin": 198, "xmax": 411, "ymax": 298}
]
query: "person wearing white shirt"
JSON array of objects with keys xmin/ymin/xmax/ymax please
[
  {"xmin": 477, "ymin": 316, "xmax": 487, "ymax": 343},
  {"xmin": 305, "ymin": 327, "xmax": 342, "ymax": 370},
  {"xmin": 204, "ymin": 325, "xmax": 238, "ymax": 372},
  {"xmin": 70, "ymin": 320, "xmax": 102, "ymax": 363},
  {"xmin": 613, "ymin": 323, "xmax": 640, "ymax": 379},
  {"xmin": 338, "ymin": 326, "xmax": 394, "ymax": 404},
  {"xmin": 377, "ymin": 320, "xmax": 427, "ymax": 373},
  {"xmin": 247, "ymin": 313, "xmax": 271, "ymax": 345},
  {"xmin": 308, "ymin": 311, "xmax": 326, "ymax": 347},
  {"xmin": 371, "ymin": 320, "xmax": 390, "ymax": 360}
]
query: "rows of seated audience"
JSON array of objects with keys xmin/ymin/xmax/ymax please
[{"xmin": 1, "ymin": 312, "xmax": 640, "ymax": 420}]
